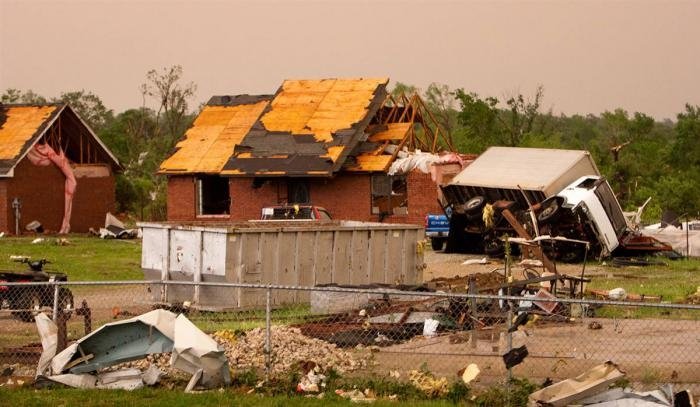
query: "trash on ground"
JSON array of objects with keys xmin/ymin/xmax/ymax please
[
  {"xmin": 461, "ymin": 257, "xmax": 490, "ymax": 266},
  {"xmin": 96, "ymin": 213, "xmax": 138, "ymax": 239},
  {"xmin": 408, "ymin": 369, "xmax": 449, "ymax": 398},
  {"xmin": 459, "ymin": 363, "xmax": 480, "ymax": 384},
  {"xmin": 502, "ymin": 345, "xmax": 528, "ymax": 369}
]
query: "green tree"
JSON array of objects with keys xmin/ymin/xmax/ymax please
[
  {"xmin": 1, "ymin": 88, "xmax": 47, "ymax": 104},
  {"xmin": 141, "ymin": 65, "xmax": 197, "ymax": 142},
  {"xmin": 54, "ymin": 90, "xmax": 113, "ymax": 131}
]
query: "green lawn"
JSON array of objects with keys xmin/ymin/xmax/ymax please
[
  {"xmin": 0, "ymin": 388, "xmax": 458, "ymax": 407},
  {"xmin": 0, "ymin": 236, "xmax": 142, "ymax": 281},
  {"xmin": 586, "ymin": 258, "xmax": 700, "ymax": 303}
]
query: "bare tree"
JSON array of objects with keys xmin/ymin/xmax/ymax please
[{"xmin": 141, "ymin": 65, "xmax": 197, "ymax": 141}]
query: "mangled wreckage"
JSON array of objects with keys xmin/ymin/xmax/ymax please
[
  {"xmin": 441, "ymin": 147, "xmax": 671, "ymax": 260},
  {"xmin": 34, "ymin": 309, "xmax": 230, "ymax": 391}
]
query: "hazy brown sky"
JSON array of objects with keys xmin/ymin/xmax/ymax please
[{"xmin": 1, "ymin": 0, "xmax": 699, "ymax": 119}]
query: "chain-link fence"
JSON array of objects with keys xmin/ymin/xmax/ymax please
[{"xmin": 1, "ymin": 280, "xmax": 699, "ymax": 392}]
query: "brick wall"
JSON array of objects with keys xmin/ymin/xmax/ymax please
[
  {"xmin": 0, "ymin": 180, "xmax": 7, "ymax": 233},
  {"xmin": 3, "ymin": 158, "xmax": 115, "ymax": 234},
  {"xmin": 71, "ymin": 171, "xmax": 116, "ymax": 232},
  {"xmin": 167, "ymin": 176, "xmax": 196, "ymax": 221},
  {"xmin": 309, "ymin": 174, "xmax": 372, "ymax": 220},
  {"xmin": 167, "ymin": 170, "xmax": 442, "ymax": 226}
]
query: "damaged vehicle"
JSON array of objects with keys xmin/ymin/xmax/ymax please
[{"xmin": 442, "ymin": 147, "xmax": 670, "ymax": 260}]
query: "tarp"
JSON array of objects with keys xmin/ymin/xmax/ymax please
[{"xmin": 642, "ymin": 227, "xmax": 700, "ymax": 257}]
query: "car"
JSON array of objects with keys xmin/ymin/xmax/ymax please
[{"xmin": 260, "ymin": 205, "xmax": 332, "ymax": 221}]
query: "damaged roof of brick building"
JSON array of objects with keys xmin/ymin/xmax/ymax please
[
  {"xmin": 0, "ymin": 103, "xmax": 121, "ymax": 176},
  {"xmin": 159, "ymin": 77, "xmax": 439, "ymax": 178}
]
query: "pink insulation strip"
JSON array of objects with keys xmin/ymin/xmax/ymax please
[{"xmin": 26, "ymin": 143, "xmax": 77, "ymax": 234}]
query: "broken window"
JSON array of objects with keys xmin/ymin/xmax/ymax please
[
  {"xmin": 371, "ymin": 174, "xmax": 408, "ymax": 215},
  {"xmin": 196, "ymin": 176, "xmax": 230, "ymax": 215},
  {"xmin": 287, "ymin": 180, "xmax": 311, "ymax": 204}
]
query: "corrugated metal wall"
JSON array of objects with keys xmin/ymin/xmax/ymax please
[{"xmin": 140, "ymin": 222, "xmax": 424, "ymax": 309}]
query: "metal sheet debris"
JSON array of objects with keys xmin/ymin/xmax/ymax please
[
  {"xmin": 528, "ymin": 361, "xmax": 626, "ymax": 406},
  {"xmin": 37, "ymin": 309, "xmax": 230, "ymax": 390}
]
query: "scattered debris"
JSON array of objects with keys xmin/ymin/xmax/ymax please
[
  {"xmin": 461, "ymin": 257, "xmax": 490, "ymax": 265},
  {"xmin": 422, "ymin": 318, "xmax": 439, "ymax": 337},
  {"xmin": 588, "ymin": 321, "xmax": 603, "ymax": 330},
  {"xmin": 529, "ymin": 361, "xmax": 625, "ymax": 406},
  {"xmin": 589, "ymin": 289, "xmax": 662, "ymax": 302},
  {"xmin": 296, "ymin": 365, "xmax": 326, "ymax": 393},
  {"xmin": 213, "ymin": 326, "xmax": 368, "ymax": 375},
  {"xmin": 607, "ymin": 287, "xmax": 627, "ymax": 301},
  {"xmin": 408, "ymin": 369, "xmax": 449, "ymax": 398},
  {"xmin": 336, "ymin": 388, "xmax": 377, "ymax": 403},
  {"xmin": 459, "ymin": 363, "xmax": 480, "ymax": 384},
  {"xmin": 31, "ymin": 238, "xmax": 44, "ymax": 244},
  {"xmin": 502, "ymin": 345, "xmax": 528, "ymax": 369},
  {"xmin": 35, "ymin": 309, "xmax": 230, "ymax": 391},
  {"xmin": 55, "ymin": 238, "xmax": 71, "ymax": 246},
  {"xmin": 25, "ymin": 220, "xmax": 44, "ymax": 233},
  {"xmin": 97, "ymin": 213, "xmax": 138, "ymax": 239}
]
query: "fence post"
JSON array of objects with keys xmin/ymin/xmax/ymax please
[
  {"xmin": 52, "ymin": 282, "xmax": 60, "ymax": 322},
  {"xmin": 265, "ymin": 286, "xmax": 272, "ymax": 380},
  {"xmin": 505, "ymin": 306, "xmax": 513, "ymax": 401}
]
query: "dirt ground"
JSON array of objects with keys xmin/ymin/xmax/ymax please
[{"xmin": 423, "ymin": 250, "xmax": 609, "ymax": 282}]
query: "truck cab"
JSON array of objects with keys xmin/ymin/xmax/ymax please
[{"xmin": 541, "ymin": 176, "xmax": 628, "ymax": 257}]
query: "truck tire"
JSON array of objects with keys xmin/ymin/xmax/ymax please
[
  {"xmin": 538, "ymin": 198, "xmax": 561, "ymax": 224},
  {"xmin": 431, "ymin": 238, "xmax": 445, "ymax": 251},
  {"xmin": 464, "ymin": 196, "xmax": 485, "ymax": 214}
]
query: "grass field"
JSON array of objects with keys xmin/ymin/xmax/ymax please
[
  {"xmin": 0, "ymin": 388, "xmax": 458, "ymax": 407},
  {"xmin": 586, "ymin": 258, "xmax": 700, "ymax": 303},
  {"xmin": 0, "ymin": 235, "xmax": 142, "ymax": 281}
]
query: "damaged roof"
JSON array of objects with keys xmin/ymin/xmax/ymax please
[
  {"xmin": 159, "ymin": 95, "xmax": 271, "ymax": 174},
  {"xmin": 221, "ymin": 78, "xmax": 389, "ymax": 177},
  {"xmin": 0, "ymin": 104, "xmax": 120, "ymax": 176}
]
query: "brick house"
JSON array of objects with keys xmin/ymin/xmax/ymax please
[
  {"xmin": 0, "ymin": 104, "xmax": 120, "ymax": 234},
  {"xmin": 160, "ymin": 78, "xmax": 463, "ymax": 225}
]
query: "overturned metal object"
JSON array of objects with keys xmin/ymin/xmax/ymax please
[{"xmin": 35, "ymin": 309, "xmax": 230, "ymax": 391}]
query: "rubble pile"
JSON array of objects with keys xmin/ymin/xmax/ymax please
[
  {"xmin": 214, "ymin": 326, "xmax": 369, "ymax": 375},
  {"xmin": 112, "ymin": 354, "xmax": 183, "ymax": 378}
]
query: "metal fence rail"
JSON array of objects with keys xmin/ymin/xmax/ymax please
[{"xmin": 1, "ymin": 280, "xmax": 699, "ymax": 392}]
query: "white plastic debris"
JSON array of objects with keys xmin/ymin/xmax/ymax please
[
  {"xmin": 461, "ymin": 363, "xmax": 480, "ymax": 384},
  {"xmin": 608, "ymin": 288, "xmax": 627, "ymax": 301},
  {"xmin": 422, "ymin": 318, "xmax": 439, "ymax": 337},
  {"xmin": 461, "ymin": 257, "xmax": 490, "ymax": 266}
]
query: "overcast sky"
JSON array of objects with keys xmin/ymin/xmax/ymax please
[{"xmin": 1, "ymin": 0, "xmax": 699, "ymax": 119}]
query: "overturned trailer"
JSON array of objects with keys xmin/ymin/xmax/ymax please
[
  {"xmin": 140, "ymin": 221, "xmax": 425, "ymax": 309},
  {"xmin": 441, "ymin": 147, "xmax": 669, "ymax": 260}
]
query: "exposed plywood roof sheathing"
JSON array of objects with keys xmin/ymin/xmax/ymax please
[
  {"xmin": 0, "ymin": 104, "xmax": 120, "ymax": 176},
  {"xmin": 159, "ymin": 96, "xmax": 271, "ymax": 174},
  {"xmin": 222, "ymin": 78, "xmax": 389, "ymax": 177}
]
